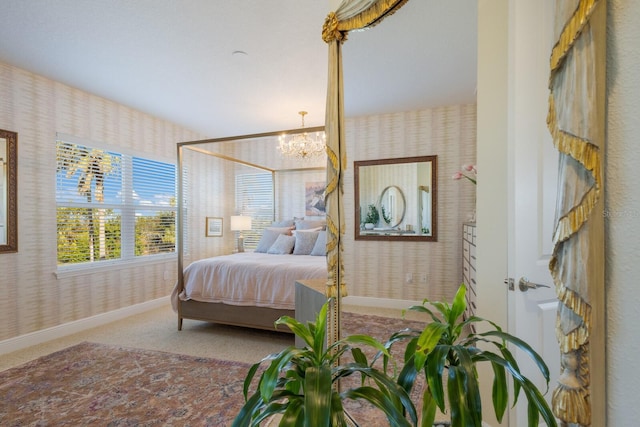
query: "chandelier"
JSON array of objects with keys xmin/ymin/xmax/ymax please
[{"xmin": 278, "ymin": 111, "xmax": 326, "ymax": 159}]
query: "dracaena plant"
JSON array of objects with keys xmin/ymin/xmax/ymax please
[
  {"xmin": 389, "ymin": 284, "xmax": 557, "ymax": 427},
  {"xmin": 232, "ymin": 300, "xmax": 417, "ymax": 427}
]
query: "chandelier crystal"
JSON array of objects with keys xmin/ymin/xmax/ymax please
[{"xmin": 278, "ymin": 111, "xmax": 326, "ymax": 159}]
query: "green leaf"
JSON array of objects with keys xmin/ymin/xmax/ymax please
[
  {"xmin": 330, "ymin": 392, "xmax": 349, "ymax": 427},
  {"xmin": 415, "ymin": 323, "xmax": 448, "ymax": 370},
  {"xmin": 448, "ymin": 366, "xmax": 478, "ymax": 427},
  {"xmin": 425, "ymin": 345, "xmax": 449, "ymax": 411},
  {"xmin": 280, "ymin": 398, "xmax": 304, "ymax": 426},
  {"xmin": 421, "ymin": 388, "xmax": 437, "ymax": 427},
  {"xmin": 480, "ymin": 330, "xmax": 551, "ymax": 386},
  {"xmin": 276, "ymin": 315, "xmax": 315, "ymax": 349},
  {"xmin": 232, "ymin": 391, "xmax": 265, "ymax": 427},
  {"xmin": 449, "ymin": 284, "xmax": 467, "ymax": 325},
  {"xmin": 343, "ymin": 386, "xmax": 413, "ymax": 427},
  {"xmin": 490, "ymin": 361, "xmax": 508, "ymax": 422},
  {"xmin": 260, "ymin": 348, "xmax": 297, "ymax": 401},
  {"xmin": 305, "ymin": 366, "xmax": 332, "ymax": 427},
  {"xmin": 454, "ymin": 346, "xmax": 482, "ymax": 427}
]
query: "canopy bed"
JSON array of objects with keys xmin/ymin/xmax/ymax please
[{"xmin": 174, "ymin": 127, "xmax": 329, "ymax": 332}]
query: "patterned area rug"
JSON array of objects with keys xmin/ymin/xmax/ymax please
[{"xmin": 0, "ymin": 312, "xmax": 449, "ymax": 426}]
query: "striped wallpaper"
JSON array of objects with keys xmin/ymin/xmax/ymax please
[
  {"xmin": 0, "ymin": 60, "xmax": 475, "ymax": 342},
  {"xmin": 0, "ymin": 62, "xmax": 204, "ymax": 341}
]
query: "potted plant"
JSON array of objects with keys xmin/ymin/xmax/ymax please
[
  {"xmin": 389, "ymin": 284, "xmax": 557, "ymax": 427},
  {"xmin": 364, "ymin": 204, "xmax": 379, "ymax": 229},
  {"xmin": 234, "ymin": 285, "xmax": 557, "ymax": 427},
  {"xmin": 232, "ymin": 301, "xmax": 417, "ymax": 427}
]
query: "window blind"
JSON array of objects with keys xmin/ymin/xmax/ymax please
[
  {"xmin": 56, "ymin": 139, "xmax": 176, "ymax": 266},
  {"xmin": 235, "ymin": 172, "xmax": 274, "ymax": 250}
]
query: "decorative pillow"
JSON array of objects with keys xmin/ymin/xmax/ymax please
[
  {"xmin": 255, "ymin": 229, "xmax": 291, "ymax": 253},
  {"xmin": 293, "ymin": 230, "xmax": 320, "ymax": 255},
  {"xmin": 295, "ymin": 219, "xmax": 326, "ymax": 230},
  {"xmin": 292, "ymin": 227, "xmax": 323, "ymax": 235},
  {"xmin": 271, "ymin": 219, "xmax": 295, "ymax": 228},
  {"xmin": 267, "ymin": 234, "xmax": 296, "ymax": 255},
  {"xmin": 310, "ymin": 230, "xmax": 327, "ymax": 256},
  {"xmin": 267, "ymin": 226, "xmax": 294, "ymax": 234}
]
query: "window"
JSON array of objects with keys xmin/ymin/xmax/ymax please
[
  {"xmin": 235, "ymin": 172, "xmax": 274, "ymax": 250},
  {"xmin": 56, "ymin": 138, "xmax": 176, "ymax": 267}
]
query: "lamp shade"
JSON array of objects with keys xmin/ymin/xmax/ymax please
[{"xmin": 230, "ymin": 215, "xmax": 252, "ymax": 231}]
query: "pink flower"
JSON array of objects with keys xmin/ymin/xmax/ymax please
[
  {"xmin": 453, "ymin": 165, "xmax": 477, "ymax": 185},
  {"xmin": 463, "ymin": 164, "xmax": 477, "ymax": 173}
]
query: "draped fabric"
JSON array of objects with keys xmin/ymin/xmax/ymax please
[
  {"xmin": 321, "ymin": 0, "xmax": 409, "ymax": 346},
  {"xmin": 547, "ymin": 1, "xmax": 605, "ymax": 425}
]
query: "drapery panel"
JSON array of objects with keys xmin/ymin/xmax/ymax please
[
  {"xmin": 321, "ymin": 0, "xmax": 409, "ymax": 345},
  {"xmin": 547, "ymin": 1, "xmax": 605, "ymax": 425}
]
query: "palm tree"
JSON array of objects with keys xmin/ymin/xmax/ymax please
[{"xmin": 56, "ymin": 141, "xmax": 117, "ymax": 261}]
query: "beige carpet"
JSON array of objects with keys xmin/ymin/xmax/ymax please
[{"xmin": 0, "ymin": 302, "xmax": 430, "ymax": 372}]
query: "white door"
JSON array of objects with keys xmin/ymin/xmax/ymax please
[{"xmin": 507, "ymin": 0, "xmax": 559, "ymax": 425}]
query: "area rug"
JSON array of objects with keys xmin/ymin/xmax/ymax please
[{"xmin": 0, "ymin": 312, "xmax": 448, "ymax": 426}]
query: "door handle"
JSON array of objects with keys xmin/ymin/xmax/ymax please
[{"xmin": 518, "ymin": 277, "xmax": 551, "ymax": 292}]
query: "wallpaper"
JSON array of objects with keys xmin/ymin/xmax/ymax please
[
  {"xmin": 0, "ymin": 60, "xmax": 475, "ymax": 343},
  {"xmin": 0, "ymin": 62, "xmax": 203, "ymax": 341}
]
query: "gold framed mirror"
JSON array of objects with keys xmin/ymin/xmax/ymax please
[
  {"xmin": 0, "ymin": 128, "xmax": 18, "ymax": 253},
  {"xmin": 354, "ymin": 155, "xmax": 437, "ymax": 241}
]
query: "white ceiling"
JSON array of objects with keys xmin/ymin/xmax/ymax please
[{"xmin": 0, "ymin": 0, "xmax": 477, "ymax": 138}]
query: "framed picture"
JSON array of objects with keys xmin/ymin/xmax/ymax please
[
  {"xmin": 206, "ymin": 217, "xmax": 223, "ymax": 237},
  {"xmin": 305, "ymin": 181, "xmax": 326, "ymax": 216}
]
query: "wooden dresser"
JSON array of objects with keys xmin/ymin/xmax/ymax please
[{"xmin": 462, "ymin": 223, "xmax": 477, "ymax": 323}]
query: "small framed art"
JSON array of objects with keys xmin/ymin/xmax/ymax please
[{"xmin": 206, "ymin": 217, "xmax": 223, "ymax": 237}]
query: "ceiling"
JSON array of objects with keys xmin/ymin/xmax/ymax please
[{"xmin": 0, "ymin": 0, "xmax": 477, "ymax": 139}]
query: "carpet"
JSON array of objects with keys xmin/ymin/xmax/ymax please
[{"xmin": 0, "ymin": 312, "xmax": 448, "ymax": 426}]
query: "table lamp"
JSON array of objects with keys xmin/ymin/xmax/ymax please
[{"xmin": 230, "ymin": 215, "xmax": 252, "ymax": 252}]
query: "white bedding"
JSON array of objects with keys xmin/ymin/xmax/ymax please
[{"xmin": 171, "ymin": 252, "xmax": 327, "ymax": 311}]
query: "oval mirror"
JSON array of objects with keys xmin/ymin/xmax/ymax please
[{"xmin": 377, "ymin": 185, "xmax": 405, "ymax": 229}]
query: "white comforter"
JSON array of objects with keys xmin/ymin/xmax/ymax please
[{"xmin": 171, "ymin": 252, "xmax": 327, "ymax": 311}]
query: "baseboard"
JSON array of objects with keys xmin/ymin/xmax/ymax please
[
  {"xmin": 342, "ymin": 296, "xmax": 422, "ymax": 310},
  {"xmin": 0, "ymin": 296, "xmax": 170, "ymax": 356}
]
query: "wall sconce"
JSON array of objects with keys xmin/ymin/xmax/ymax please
[{"xmin": 230, "ymin": 215, "xmax": 252, "ymax": 252}]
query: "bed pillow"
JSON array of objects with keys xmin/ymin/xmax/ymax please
[
  {"xmin": 310, "ymin": 230, "xmax": 327, "ymax": 256},
  {"xmin": 267, "ymin": 234, "xmax": 296, "ymax": 254},
  {"xmin": 255, "ymin": 229, "xmax": 291, "ymax": 253},
  {"xmin": 292, "ymin": 226, "xmax": 323, "ymax": 235},
  {"xmin": 271, "ymin": 219, "xmax": 295, "ymax": 228},
  {"xmin": 267, "ymin": 226, "xmax": 294, "ymax": 234},
  {"xmin": 293, "ymin": 230, "xmax": 320, "ymax": 255},
  {"xmin": 295, "ymin": 219, "xmax": 326, "ymax": 230}
]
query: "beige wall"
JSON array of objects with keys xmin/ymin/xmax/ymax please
[
  {"xmin": 0, "ymin": 61, "xmax": 476, "ymax": 343},
  {"xmin": 0, "ymin": 62, "xmax": 203, "ymax": 341},
  {"xmin": 343, "ymin": 106, "xmax": 476, "ymax": 302}
]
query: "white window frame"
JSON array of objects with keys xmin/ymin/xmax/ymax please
[{"xmin": 55, "ymin": 134, "xmax": 177, "ymax": 278}]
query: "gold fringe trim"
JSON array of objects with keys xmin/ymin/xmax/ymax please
[
  {"xmin": 551, "ymin": 187, "xmax": 599, "ymax": 248},
  {"xmin": 554, "ymin": 284, "xmax": 591, "ymax": 354},
  {"xmin": 547, "ymin": 96, "xmax": 601, "ymax": 182},
  {"xmin": 323, "ymin": 0, "xmax": 409, "ymax": 44},
  {"xmin": 547, "ymin": 96, "xmax": 601, "ymax": 245},
  {"xmin": 550, "ymin": 0, "xmax": 600, "ymax": 75}
]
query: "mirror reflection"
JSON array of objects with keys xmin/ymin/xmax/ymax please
[
  {"xmin": 354, "ymin": 155, "xmax": 437, "ymax": 241},
  {"xmin": 0, "ymin": 129, "xmax": 18, "ymax": 253}
]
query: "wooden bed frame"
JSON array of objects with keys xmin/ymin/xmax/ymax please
[
  {"xmin": 177, "ymin": 299, "xmax": 294, "ymax": 333},
  {"xmin": 176, "ymin": 279, "xmax": 327, "ymax": 334}
]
